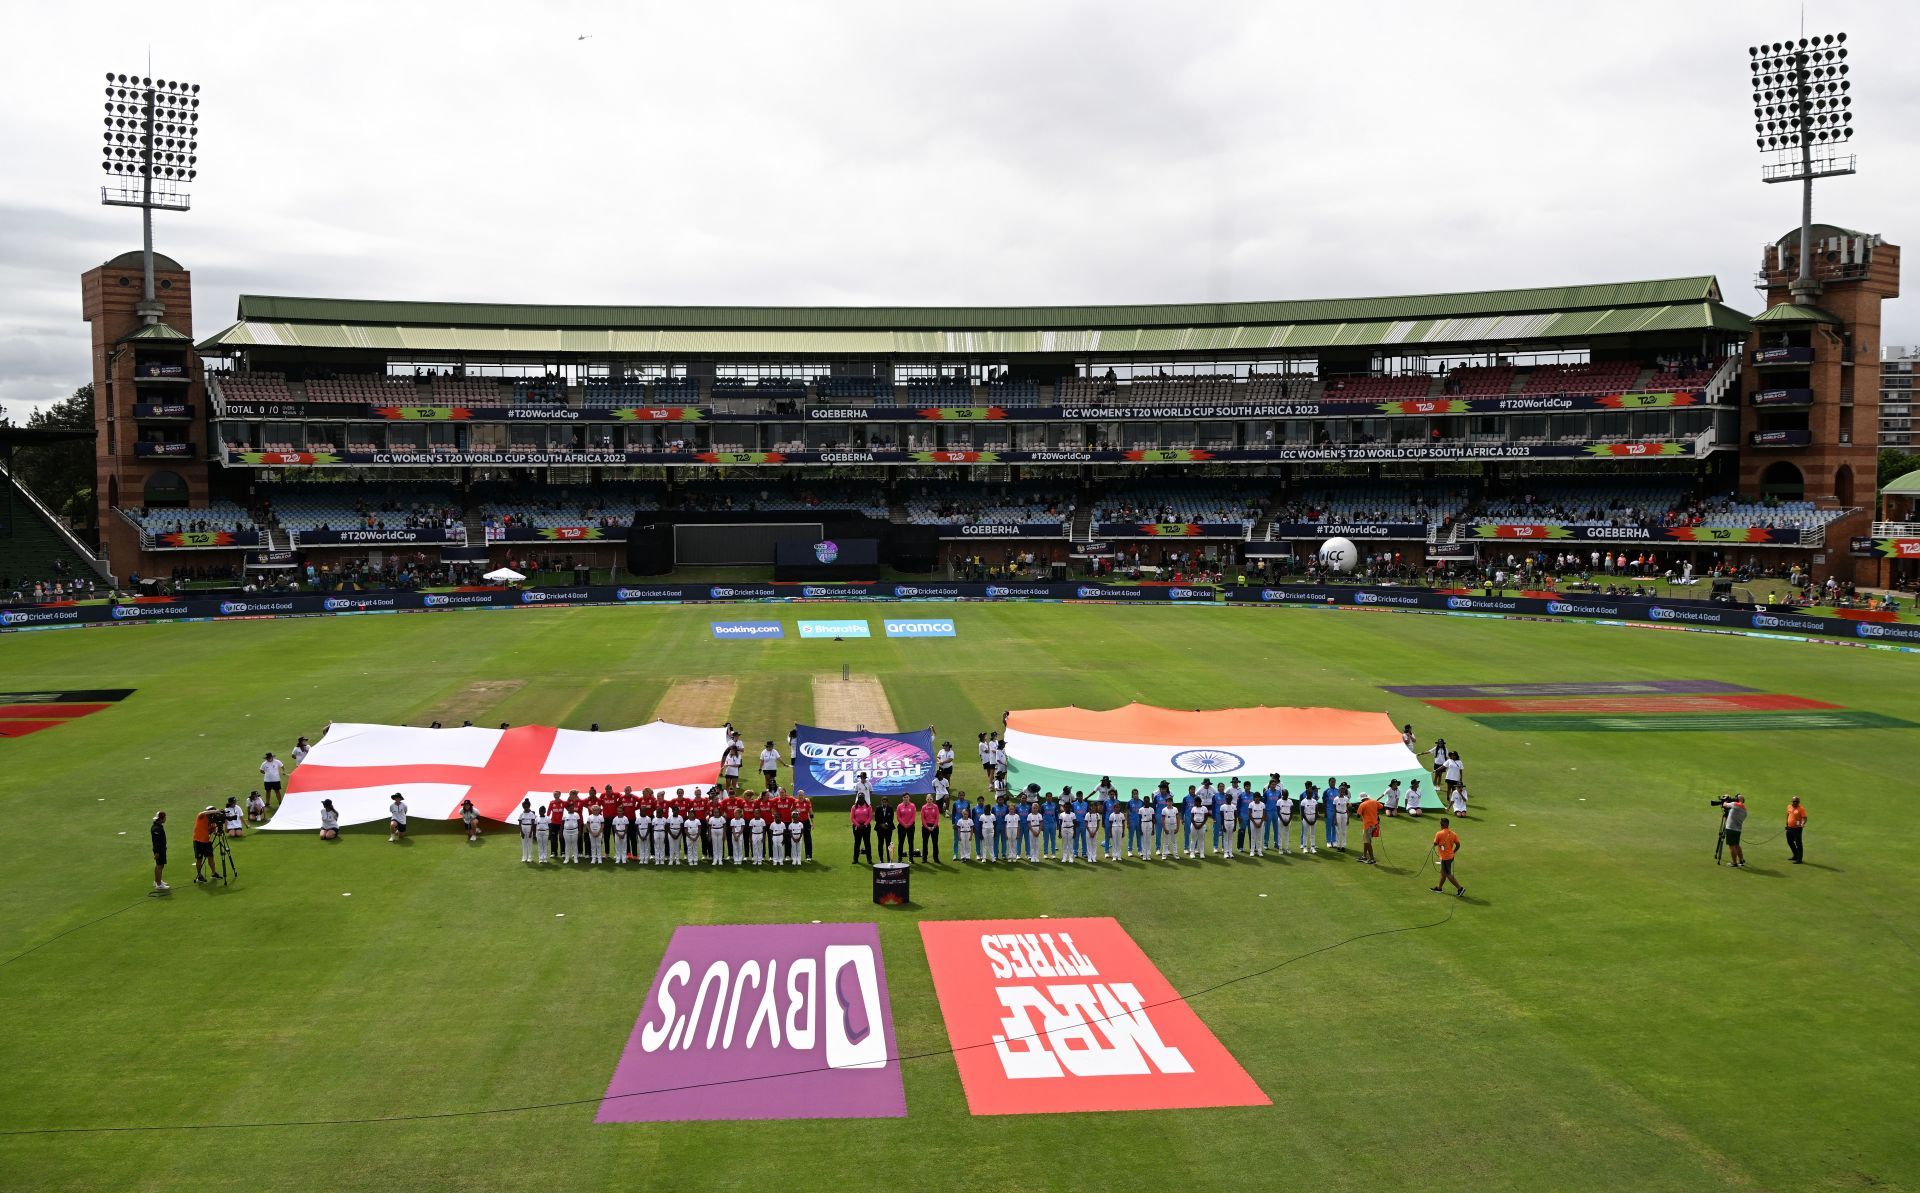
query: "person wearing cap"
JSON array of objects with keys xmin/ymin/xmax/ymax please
[
  {"xmin": 150, "ymin": 811, "xmax": 170, "ymax": 893},
  {"xmin": 1721, "ymin": 794, "xmax": 1749, "ymax": 868},
  {"xmin": 388, "ymin": 793, "xmax": 409, "ymax": 844},
  {"xmin": 1355, "ymin": 791, "xmax": 1383, "ymax": 865},
  {"xmin": 319, "ymin": 798, "xmax": 340, "ymax": 842},
  {"xmin": 192, "ymin": 806, "xmax": 218, "ymax": 881},
  {"xmin": 1785, "ymin": 796, "xmax": 1807, "ymax": 864}
]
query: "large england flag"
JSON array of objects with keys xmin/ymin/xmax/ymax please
[
  {"xmin": 1003, "ymin": 703, "xmax": 1433, "ymax": 806},
  {"xmin": 264, "ymin": 721, "xmax": 727, "ymax": 830}
]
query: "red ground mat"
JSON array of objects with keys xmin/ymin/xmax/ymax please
[
  {"xmin": 0, "ymin": 704, "xmax": 112, "ymax": 720},
  {"xmin": 1424, "ymin": 693, "xmax": 1841, "ymax": 715},
  {"xmin": 0, "ymin": 721, "xmax": 67, "ymax": 738}
]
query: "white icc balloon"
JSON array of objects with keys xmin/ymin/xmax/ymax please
[{"xmin": 1318, "ymin": 537, "xmax": 1359, "ymax": 573}]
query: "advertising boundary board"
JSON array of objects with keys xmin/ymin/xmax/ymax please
[{"xmin": 6, "ymin": 582, "xmax": 1919, "ymax": 648}]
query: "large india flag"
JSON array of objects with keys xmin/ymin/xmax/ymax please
[
  {"xmin": 1004, "ymin": 704, "xmax": 1434, "ymax": 806},
  {"xmin": 264, "ymin": 721, "xmax": 727, "ymax": 830}
]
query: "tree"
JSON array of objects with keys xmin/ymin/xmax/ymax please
[{"xmin": 10, "ymin": 385, "xmax": 95, "ymax": 531}]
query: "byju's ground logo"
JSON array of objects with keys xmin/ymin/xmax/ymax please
[
  {"xmin": 918, "ymin": 917, "xmax": 1268, "ymax": 1115},
  {"xmin": 599, "ymin": 923, "xmax": 905, "ymax": 1122}
]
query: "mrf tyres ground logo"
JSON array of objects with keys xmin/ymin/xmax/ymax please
[
  {"xmin": 917, "ymin": 916, "xmax": 1268, "ymax": 1115},
  {"xmin": 597, "ymin": 922, "xmax": 905, "ymax": 1122}
]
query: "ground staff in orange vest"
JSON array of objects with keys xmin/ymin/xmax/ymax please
[
  {"xmin": 1785, "ymin": 797, "xmax": 1808, "ymax": 865},
  {"xmin": 1430, "ymin": 818, "xmax": 1465, "ymax": 897}
]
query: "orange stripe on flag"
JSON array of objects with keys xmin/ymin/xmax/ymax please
[{"xmin": 1006, "ymin": 703, "xmax": 1401, "ymax": 747}]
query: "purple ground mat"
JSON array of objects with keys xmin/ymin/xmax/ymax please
[
  {"xmin": 1380, "ymin": 680, "xmax": 1758, "ymax": 698},
  {"xmin": 598, "ymin": 922, "xmax": 907, "ymax": 1122}
]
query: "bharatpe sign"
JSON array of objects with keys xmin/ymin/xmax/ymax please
[
  {"xmin": 798, "ymin": 619, "xmax": 871, "ymax": 639},
  {"xmin": 712, "ymin": 621, "xmax": 785, "ymax": 639},
  {"xmin": 794, "ymin": 725, "xmax": 935, "ymax": 796},
  {"xmin": 597, "ymin": 923, "xmax": 905, "ymax": 1122},
  {"xmin": 884, "ymin": 618, "xmax": 956, "ymax": 638},
  {"xmin": 917, "ymin": 917, "xmax": 1268, "ymax": 1116}
]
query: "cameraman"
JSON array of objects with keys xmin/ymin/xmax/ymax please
[
  {"xmin": 1719, "ymin": 793, "xmax": 1749, "ymax": 869},
  {"xmin": 192, "ymin": 805, "xmax": 219, "ymax": 883}
]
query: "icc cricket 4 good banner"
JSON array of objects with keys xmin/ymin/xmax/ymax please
[
  {"xmin": 793, "ymin": 723, "xmax": 935, "ymax": 797},
  {"xmin": 598, "ymin": 922, "xmax": 906, "ymax": 1122},
  {"xmin": 918, "ymin": 916, "xmax": 1269, "ymax": 1115},
  {"xmin": 1003, "ymin": 703, "xmax": 1435, "ymax": 807}
]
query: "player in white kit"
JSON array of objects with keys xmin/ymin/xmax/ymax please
[
  {"xmin": 729, "ymin": 810, "xmax": 746, "ymax": 864},
  {"xmin": 561, "ymin": 807, "xmax": 582, "ymax": 863},
  {"xmin": 1187, "ymin": 799, "xmax": 1209, "ymax": 859},
  {"xmin": 1331, "ymin": 784, "xmax": 1351, "ymax": 850},
  {"xmin": 1247, "ymin": 790, "xmax": 1266, "ymax": 857},
  {"xmin": 749, "ymin": 809, "xmax": 767, "ymax": 864},
  {"xmin": 611, "ymin": 808, "xmax": 630, "ymax": 864},
  {"xmin": 707, "ymin": 810, "xmax": 727, "ymax": 864},
  {"xmin": 682, "ymin": 809, "xmax": 701, "ymax": 864},
  {"xmin": 1218, "ymin": 797, "xmax": 1237, "ymax": 859},
  {"xmin": 518, "ymin": 800, "xmax": 538, "ymax": 863},
  {"xmin": 534, "ymin": 805, "xmax": 551, "ymax": 863},
  {"xmin": 1105, "ymin": 805, "xmax": 1124, "ymax": 861},
  {"xmin": 955, "ymin": 805, "xmax": 974, "ymax": 861},
  {"xmin": 1158, "ymin": 800, "xmax": 1178, "ymax": 859},
  {"xmin": 649, "ymin": 810, "xmax": 667, "ymax": 863},
  {"xmin": 1276, "ymin": 789, "xmax": 1295, "ymax": 855},
  {"xmin": 1025, "ymin": 806, "xmax": 1043, "ymax": 863},
  {"xmin": 771, "ymin": 817, "xmax": 789, "ymax": 865},
  {"xmin": 1297, "ymin": 786, "xmax": 1319, "ymax": 853},
  {"xmin": 589, "ymin": 809, "xmax": 609, "ymax": 863}
]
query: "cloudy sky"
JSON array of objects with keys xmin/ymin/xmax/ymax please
[{"xmin": 3, "ymin": 0, "xmax": 1915, "ymax": 419}]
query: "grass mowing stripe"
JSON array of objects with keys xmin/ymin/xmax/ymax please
[{"xmin": 1467, "ymin": 710, "xmax": 1918, "ymax": 732}]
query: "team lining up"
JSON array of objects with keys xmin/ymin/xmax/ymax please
[{"xmin": 480, "ymin": 726, "xmax": 1472, "ymax": 867}]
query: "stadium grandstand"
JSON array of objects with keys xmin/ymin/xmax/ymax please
[{"xmin": 52, "ymin": 234, "xmax": 1904, "ymax": 596}]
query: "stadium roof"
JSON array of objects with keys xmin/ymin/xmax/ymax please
[
  {"xmin": 1883, "ymin": 469, "xmax": 1920, "ymax": 497},
  {"xmin": 199, "ymin": 276, "xmax": 1752, "ymax": 356},
  {"xmin": 1751, "ymin": 303, "xmax": 1841, "ymax": 325}
]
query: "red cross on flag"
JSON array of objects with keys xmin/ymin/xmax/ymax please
[{"xmin": 263, "ymin": 721, "xmax": 728, "ymax": 830}]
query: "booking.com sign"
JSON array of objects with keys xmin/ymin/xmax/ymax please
[
  {"xmin": 883, "ymin": 618, "xmax": 956, "ymax": 638},
  {"xmin": 712, "ymin": 621, "xmax": 785, "ymax": 640}
]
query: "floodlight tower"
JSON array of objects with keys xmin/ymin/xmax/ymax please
[
  {"xmin": 1750, "ymin": 35, "xmax": 1853, "ymax": 305},
  {"xmin": 100, "ymin": 72, "xmax": 200, "ymax": 325}
]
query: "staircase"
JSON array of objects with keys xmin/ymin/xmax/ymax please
[
  {"xmin": 1070, "ymin": 507, "xmax": 1096, "ymax": 543},
  {"xmin": 464, "ymin": 509, "xmax": 487, "ymax": 548},
  {"xmin": 0, "ymin": 466, "xmax": 110, "ymax": 585}
]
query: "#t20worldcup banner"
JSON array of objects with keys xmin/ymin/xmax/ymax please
[
  {"xmin": 792, "ymin": 723, "xmax": 935, "ymax": 797},
  {"xmin": 598, "ymin": 922, "xmax": 905, "ymax": 1122},
  {"xmin": 919, "ymin": 917, "xmax": 1268, "ymax": 1115}
]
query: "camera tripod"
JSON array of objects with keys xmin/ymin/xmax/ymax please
[{"xmin": 211, "ymin": 828, "xmax": 238, "ymax": 885}]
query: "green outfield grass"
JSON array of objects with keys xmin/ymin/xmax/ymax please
[{"xmin": 1, "ymin": 602, "xmax": 1916, "ymax": 1192}]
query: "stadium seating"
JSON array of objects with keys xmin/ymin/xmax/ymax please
[
  {"xmin": 125, "ymin": 499, "xmax": 259, "ymax": 536},
  {"xmin": 262, "ymin": 484, "xmax": 463, "ymax": 534},
  {"xmin": 1270, "ymin": 480, "xmax": 1470, "ymax": 528},
  {"xmin": 1517, "ymin": 362, "xmax": 1640, "ymax": 396},
  {"xmin": 814, "ymin": 377, "xmax": 892, "ymax": 402},
  {"xmin": 473, "ymin": 484, "xmax": 663, "ymax": 533},
  {"xmin": 0, "ymin": 470, "xmax": 104, "ymax": 594},
  {"xmin": 1320, "ymin": 375, "xmax": 1433, "ymax": 402},
  {"xmin": 1442, "ymin": 366, "xmax": 1516, "ymax": 396},
  {"xmin": 302, "ymin": 375, "xmax": 420, "ymax": 405},
  {"xmin": 1095, "ymin": 482, "xmax": 1265, "ymax": 529},
  {"xmin": 900, "ymin": 484, "xmax": 1074, "ymax": 526},
  {"xmin": 212, "ymin": 372, "xmax": 292, "ymax": 404}
]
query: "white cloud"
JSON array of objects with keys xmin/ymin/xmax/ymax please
[{"xmin": 3, "ymin": 0, "xmax": 1914, "ymax": 421}]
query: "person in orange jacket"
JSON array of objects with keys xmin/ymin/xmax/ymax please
[
  {"xmin": 1430, "ymin": 818, "xmax": 1465, "ymax": 897},
  {"xmin": 1785, "ymin": 797, "xmax": 1808, "ymax": 864}
]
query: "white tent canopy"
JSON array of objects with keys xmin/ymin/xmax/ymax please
[{"xmin": 483, "ymin": 567, "xmax": 526, "ymax": 583}]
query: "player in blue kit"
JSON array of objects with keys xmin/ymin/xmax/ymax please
[
  {"xmin": 1262, "ymin": 777, "xmax": 1283, "ymax": 853},
  {"xmin": 1041, "ymin": 792, "xmax": 1060, "ymax": 859},
  {"xmin": 1126, "ymin": 791, "xmax": 1145, "ymax": 857},
  {"xmin": 990, "ymin": 795, "xmax": 1010, "ymax": 861},
  {"xmin": 1012, "ymin": 793, "xmax": 1031, "ymax": 861}
]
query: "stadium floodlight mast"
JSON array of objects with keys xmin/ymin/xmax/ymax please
[
  {"xmin": 100, "ymin": 71, "xmax": 200, "ymax": 325},
  {"xmin": 1750, "ymin": 34, "xmax": 1854, "ymax": 304}
]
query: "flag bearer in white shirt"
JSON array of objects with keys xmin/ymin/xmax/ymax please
[
  {"xmin": 1297, "ymin": 785, "xmax": 1320, "ymax": 854},
  {"xmin": 1247, "ymin": 788, "xmax": 1266, "ymax": 857},
  {"xmin": 1331, "ymin": 784, "xmax": 1351, "ymax": 851},
  {"xmin": 562, "ymin": 806, "xmax": 583, "ymax": 863},
  {"xmin": 518, "ymin": 800, "xmax": 538, "ymax": 863}
]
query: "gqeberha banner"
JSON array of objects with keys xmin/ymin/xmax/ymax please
[{"xmin": 1003, "ymin": 703, "xmax": 1433, "ymax": 805}]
